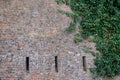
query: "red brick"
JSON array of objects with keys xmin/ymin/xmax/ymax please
[
  {"xmin": 26, "ymin": 73, "xmax": 40, "ymax": 80},
  {"xmin": 5, "ymin": 78, "xmax": 15, "ymax": 80},
  {"xmin": 45, "ymin": 73, "xmax": 56, "ymax": 79},
  {"xmin": 0, "ymin": 22, "xmax": 9, "ymax": 29}
]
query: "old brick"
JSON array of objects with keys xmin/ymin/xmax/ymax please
[
  {"xmin": 2, "ymin": 60, "xmax": 9, "ymax": 67},
  {"xmin": 43, "ymin": 46, "xmax": 51, "ymax": 51},
  {"xmin": 18, "ymin": 43, "xmax": 25, "ymax": 48},
  {"xmin": 14, "ymin": 66, "xmax": 23, "ymax": 71},
  {"xmin": 44, "ymin": 29, "xmax": 58, "ymax": 37},
  {"xmin": 45, "ymin": 73, "xmax": 56, "ymax": 79},
  {"xmin": 0, "ymin": 22, "xmax": 9, "ymax": 29},
  {"xmin": 26, "ymin": 73, "xmax": 40, "ymax": 80},
  {"xmin": 5, "ymin": 78, "xmax": 15, "ymax": 80}
]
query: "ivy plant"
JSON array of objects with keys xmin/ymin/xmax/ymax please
[{"xmin": 56, "ymin": 0, "xmax": 120, "ymax": 78}]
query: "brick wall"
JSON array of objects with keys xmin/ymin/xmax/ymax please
[{"xmin": 0, "ymin": 0, "xmax": 95, "ymax": 80}]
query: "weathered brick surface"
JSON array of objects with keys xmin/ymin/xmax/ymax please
[
  {"xmin": 0, "ymin": 0, "xmax": 97, "ymax": 80},
  {"xmin": 4, "ymin": 78, "xmax": 15, "ymax": 80}
]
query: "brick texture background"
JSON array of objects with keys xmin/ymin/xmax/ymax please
[{"xmin": 0, "ymin": 0, "xmax": 97, "ymax": 80}]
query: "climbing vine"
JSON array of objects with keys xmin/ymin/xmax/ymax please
[{"xmin": 56, "ymin": 0, "xmax": 120, "ymax": 78}]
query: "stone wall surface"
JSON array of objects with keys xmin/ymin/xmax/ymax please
[{"xmin": 0, "ymin": 0, "xmax": 95, "ymax": 80}]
